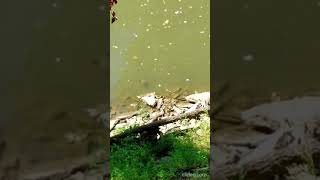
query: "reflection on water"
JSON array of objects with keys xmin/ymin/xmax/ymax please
[{"xmin": 111, "ymin": 0, "xmax": 210, "ymax": 105}]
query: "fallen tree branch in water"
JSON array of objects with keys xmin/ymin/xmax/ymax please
[{"xmin": 110, "ymin": 106, "xmax": 210, "ymax": 143}]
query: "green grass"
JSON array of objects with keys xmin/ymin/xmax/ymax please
[{"xmin": 110, "ymin": 116, "xmax": 210, "ymax": 180}]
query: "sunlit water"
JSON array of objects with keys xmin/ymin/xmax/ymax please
[{"xmin": 110, "ymin": 0, "xmax": 210, "ymax": 106}]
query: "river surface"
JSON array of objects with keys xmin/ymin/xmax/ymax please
[
  {"xmin": 110, "ymin": 0, "xmax": 210, "ymax": 106},
  {"xmin": 214, "ymin": 0, "xmax": 320, "ymax": 104},
  {"xmin": 1, "ymin": 0, "xmax": 107, "ymax": 167}
]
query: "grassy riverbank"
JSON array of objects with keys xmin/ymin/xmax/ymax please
[{"xmin": 110, "ymin": 113, "xmax": 210, "ymax": 179}]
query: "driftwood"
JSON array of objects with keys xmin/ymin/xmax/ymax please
[
  {"xmin": 109, "ymin": 91, "xmax": 212, "ymax": 143},
  {"xmin": 212, "ymin": 138, "xmax": 320, "ymax": 180},
  {"xmin": 111, "ymin": 106, "xmax": 210, "ymax": 143},
  {"xmin": 212, "ymin": 131, "xmax": 320, "ymax": 180},
  {"xmin": 149, "ymin": 110, "xmax": 165, "ymax": 122},
  {"xmin": 212, "ymin": 97, "xmax": 320, "ymax": 180},
  {"xmin": 110, "ymin": 111, "xmax": 139, "ymax": 131}
]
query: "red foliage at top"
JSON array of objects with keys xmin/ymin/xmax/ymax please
[{"xmin": 109, "ymin": 0, "xmax": 118, "ymax": 23}]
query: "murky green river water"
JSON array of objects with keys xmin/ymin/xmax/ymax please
[
  {"xmin": 1, "ymin": 0, "xmax": 210, "ymax": 168},
  {"xmin": 1, "ymin": 0, "xmax": 107, "ymax": 166},
  {"xmin": 214, "ymin": 0, "xmax": 320, "ymax": 105},
  {"xmin": 110, "ymin": 0, "xmax": 210, "ymax": 105}
]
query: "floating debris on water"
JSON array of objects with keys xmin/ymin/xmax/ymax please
[
  {"xmin": 162, "ymin": 19, "xmax": 170, "ymax": 25},
  {"xmin": 110, "ymin": 0, "xmax": 210, "ymax": 106},
  {"xmin": 243, "ymin": 54, "xmax": 255, "ymax": 61},
  {"xmin": 138, "ymin": 93, "xmax": 157, "ymax": 107},
  {"xmin": 55, "ymin": 57, "xmax": 62, "ymax": 63}
]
